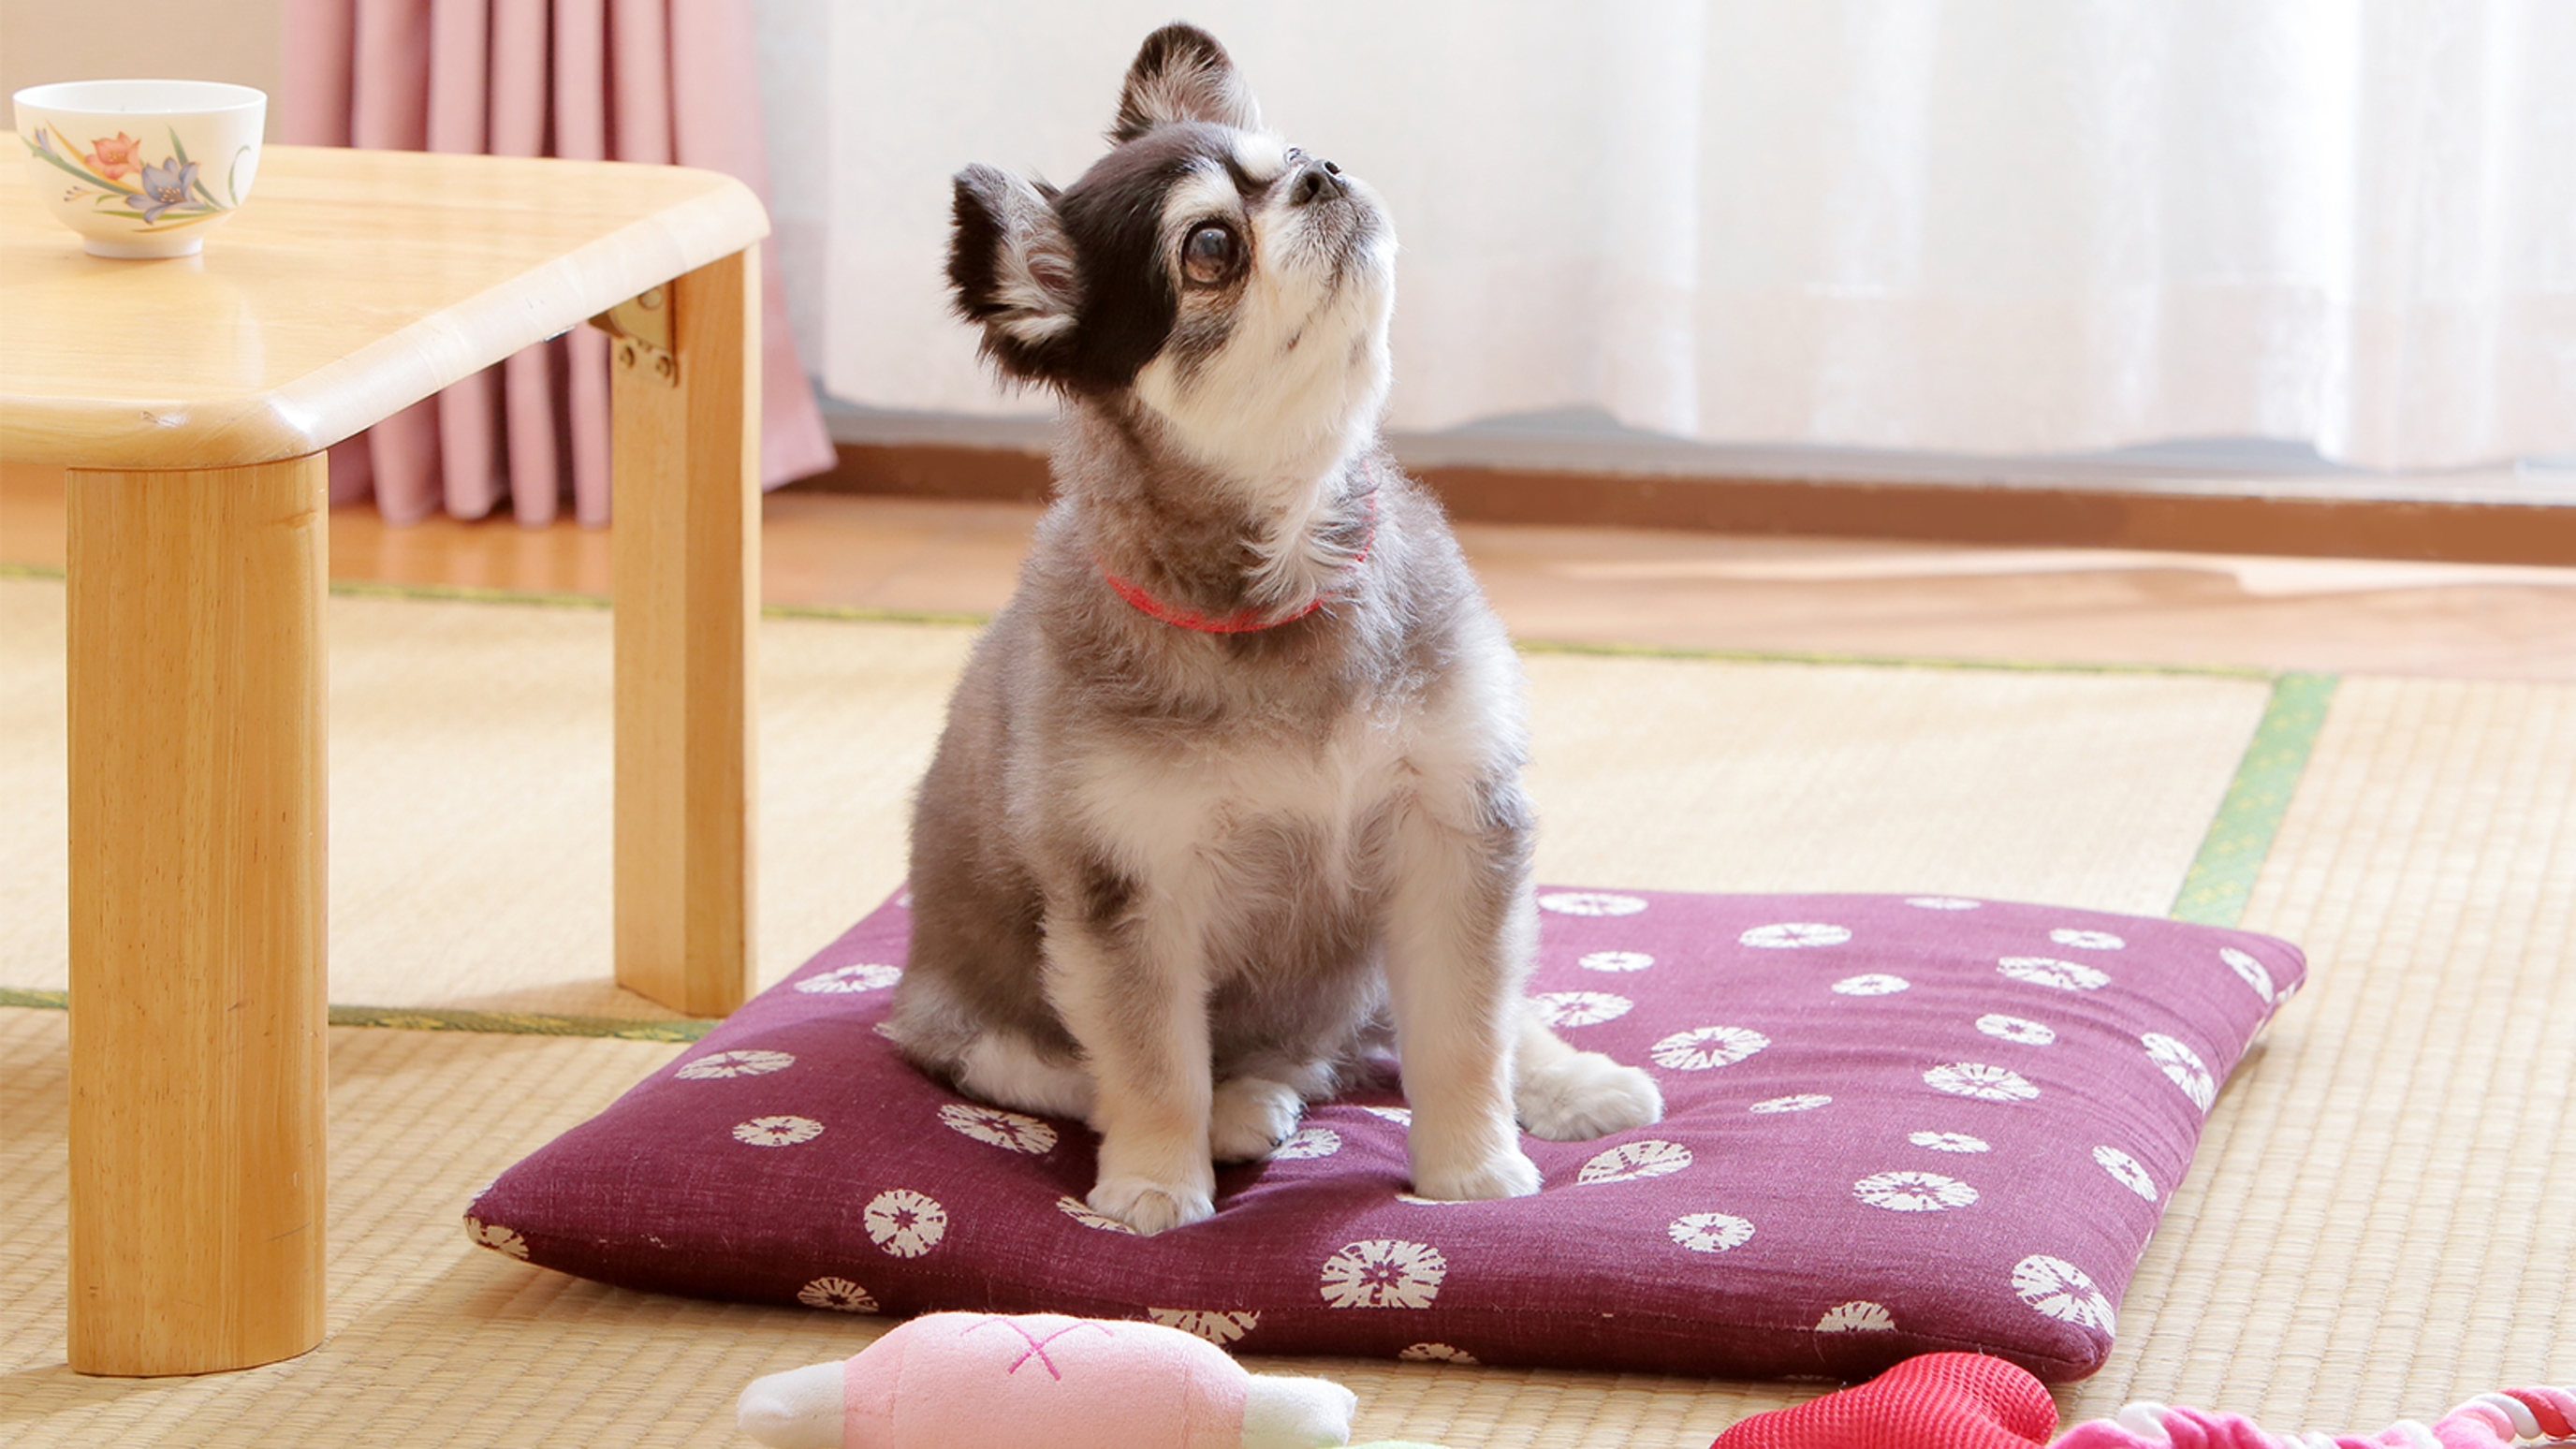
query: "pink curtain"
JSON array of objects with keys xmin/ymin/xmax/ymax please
[{"xmin": 279, "ymin": 0, "xmax": 836, "ymax": 525}]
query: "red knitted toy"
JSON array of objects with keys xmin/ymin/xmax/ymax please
[
  {"xmin": 1707, "ymin": 1354, "xmax": 2057, "ymax": 1449},
  {"xmin": 1707, "ymin": 1354, "xmax": 2576, "ymax": 1449}
]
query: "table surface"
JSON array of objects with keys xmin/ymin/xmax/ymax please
[{"xmin": 0, "ymin": 144, "xmax": 767, "ymax": 472}]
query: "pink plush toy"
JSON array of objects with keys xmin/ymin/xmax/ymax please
[{"xmin": 736, "ymin": 1312, "xmax": 1357, "ymax": 1449}]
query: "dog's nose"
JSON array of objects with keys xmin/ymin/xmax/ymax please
[{"xmin": 1290, "ymin": 160, "xmax": 1346, "ymax": 207}]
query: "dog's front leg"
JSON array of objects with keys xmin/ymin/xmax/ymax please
[
  {"xmin": 1383, "ymin": 800, "xmax": 1544, "ymax": 1203},
  {"xmin": 1044, "ymin": 908, "xmax": 1217, "ymax": 1237}
]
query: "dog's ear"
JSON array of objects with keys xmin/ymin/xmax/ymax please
[
  {"xmin": 1110, "ymin": 22, "xmax": 1260, "ymax": 142},
  {"xmin": 948, "ymin": 163, "xmax": 1081, "ymax": 383}
]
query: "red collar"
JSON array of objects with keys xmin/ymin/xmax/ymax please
[{"xmin": 1100, "ymin": 492, "xmax": 1379, "ymax": 635}]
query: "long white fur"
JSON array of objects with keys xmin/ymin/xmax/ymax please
[
  {"xmin": 1055, "ymin": 707, "xmax": 1403, "ymax": 1232},
  {"xmin": 957, "ymin": 1030, "xmax": 1095, "ymax": 1121},
  {"xmin": 1101, "ymin": 353, "xmax": 1639, "ymax": 1223},
  {"xmin": 1134, "ymin": 140, "xmax": 1398, "ymax": 614},
  {"xmin": 978, "ymin": 168, "xmax": 1081, "ymax": 344},
  {"xmin": 1046, "ymin": 594, "xmax": 1649, "ymax": 1227}
]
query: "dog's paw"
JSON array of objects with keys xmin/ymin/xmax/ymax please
[
  {"xmin": 1209, "ymin": 1076, "xmax": 1304, "ymax": 1163},
  {"xmin": 1517, "ymin": 1051, "xmax": 1663, "ymax": 1141},
  {"xmin": 1409, "ymin": 1144, "xmax": 1544, "ymax": 1203},
  {"xmin": 1087, "ymin": 1175, "xmax": 1215, "ymax": 1237}
]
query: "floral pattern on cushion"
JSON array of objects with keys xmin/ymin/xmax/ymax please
[{"xmin": 465, "ymin": 888, "xmax": 2302, "ymax": 1383}]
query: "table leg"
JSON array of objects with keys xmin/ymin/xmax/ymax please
[
  {"xmin": 610, "ymin": 247, "xmax": 759, "ymax": 1017},
  {"xmin": 65, "ymin": 455, "xmax": 329, "ymax": 1376}
]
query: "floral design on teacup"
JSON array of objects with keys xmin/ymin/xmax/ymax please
[
  {"xmin": 23, "ymin": 123, "xmax": 248, "ymax": 230},
  {"xmin": 84, "ymin": 130, "xmax": 142, "ymax": 180}
]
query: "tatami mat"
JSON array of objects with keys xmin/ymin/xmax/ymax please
[
  {"xmin": 2086, "ymin": 676, "xmax": 2576, "ymax": 1424},
  {"xmin": 0, "ymin": 576, "xmax": 2272, "ymax": 1013},
  {"xmin": 4, "ymin": 576, "xmax": 2569, "ymax": 1445},
  {"xmin": 0, "ymin": 578, "xmax": 970, "ymax": 1018},
  {"xmin": 1518, "ymin": 647, "xmax": 2273, "ymax": 913}
]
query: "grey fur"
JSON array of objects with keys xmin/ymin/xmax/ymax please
[
  {"xmin": 886, "ymin": 420, "xmax": 1469, "ymax": 1090},
  {"xmin": 886, "ymin": 24, "xmax": 1661, "ymax": 1234}
]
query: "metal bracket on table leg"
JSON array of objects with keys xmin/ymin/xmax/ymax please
[{"xmin": 591, "ymin": 286, "xmax": 678, "ymax": 386}]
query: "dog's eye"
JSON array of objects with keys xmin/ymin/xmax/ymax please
[{"xmin": 1182, "ymin": 224, "xmax": 1238, "ymax": 285}]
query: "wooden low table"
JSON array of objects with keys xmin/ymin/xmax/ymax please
[{"xmin": 0, "ymin": 145, "xmax": 766, "ymax": 1376}]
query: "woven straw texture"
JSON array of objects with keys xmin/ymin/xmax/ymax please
[
  {"xmin": 0, "ymin": 577, "xmax": 2272, "ymax": 1011},
  {"xmin": 5, "ymin": 577, "xmax": 2570, "ymax": 1445}
]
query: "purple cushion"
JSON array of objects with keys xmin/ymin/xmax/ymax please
[{"xmin": 466, "ymin": 888, "xmax": 2301, "ymax": 1383}]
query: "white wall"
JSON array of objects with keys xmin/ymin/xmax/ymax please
[{"xmin": 3, "ymin": 0, "xmax": 285, "ymax": 139}]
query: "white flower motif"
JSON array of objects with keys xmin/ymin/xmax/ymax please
[
  {"xmin": 798, "ymin": 1277, "xmax": 879, "ymax": 1313},
  {"xmin": 1668, "ymin": 1212, "xmax": 1756, "ymax": 1252},
  {"xmin": 2143, "ymin": 1032, "xmax": 2217, "ymax": 1112},
  {"xmin": 1398, "ymin": 1342, "xmax": 1478, "ymax": 1364},
  {"xmin": 1976, "ymin": 1014, "xmax": 2057, "ymax": 1046},
  {"xmin": 1361, "ymin": 1105, "xmax": 1413, "ymax": 1125},
  {"xmin": 939, "ymin": 1103, "xmax": 1059, "ymax": 1154},
  {"xmin": 1854, "ymin": 1170, "xmax": 1980, "ymax": 1212},
  {"xmin": 2049, "ymin": 929, "xmax": 2126, "ymax": 951},
  {"xmin": 862, "ymin": 1188, "xmax": 947, "ymax": 1258},
  {"xmin": 2012, "ymin": 1254, "xmax": 2117, "ymax": 1334},
  {"xmin": 1998, "ymin": 957, "xmax": 2111, "ymax": 991},
  {"xmin": 1579, "ymin": 1140, "xmax": 1694, "ymax": 1184},
  {"xmin": 2093, "ymin": 1146, "xmax": 2159, "ymax": 1201},
  {"xmin": 1579, "ymin": 949, "xmax": 1655, "ymax": 973},
  {"xmin": 1271, "ymin": 1125, "xmax": 1342, "ymax": 1161},
  {"xmin": 1909, "ymin": 1131, "xmax": 1991, "ymax": 1154},
  {"xmin": 1831, "ymin": 973, "xmax": 1910, "ymax": 996},
  {"xmin": 1650, "ymin": 1026, "xmax": 1771, "ymax": 1071},
  {"xmin": 1816, "ymin": 1301, "xmax": 1896, "ymax": 1333},
  {"xmin": 1531, "ymin": 990, "xmax": 1635, "ymax": 1028},
  {"xmin": 1749, "ymin": 1094, "xmax": 1832, "ymax": 1114},
  {"xmin": 1149, "ymin": 1310, "xmax": 1259, "ymax": 1345},
  {"xmin": 676, "ymin": 1048, "xmax": 796, "ymax": 1080},
  {"xmin": 466, "ymin": 1217, "xmax": 530, "ymax": 1259},
  {"xmin": 2221, "ymin": 946, "xmax": 2276, "ymax": 1005},
  {"xmin": 1055, "ymin": 1195, "xmax": 1139, "ymax": 1235},
  {"xmin": 1906, "ymin": 897, "xmax": 1982, "ymax": 911},
  {"xmin": 733, "ymin": 1115, "xmax": 825, "ymax": 1148},
  {"xmin": 1537, "ymin": 891, "xmax": 1647, "ymax": 917},
  {"xmin": 1319, "ymin": 1239, "xmax": 1447, "ymax": 1310},
  {"xmin": 1739, "ymin": 922, "xmax": 1852, "ymax": 949},
  {"xmin": 795, "ymin": 962, "xmax": 902, "ymax": 994},
  {"xmin": 1924, "ymin": 1062, "xmax": 2040, "ymax": 1103}
]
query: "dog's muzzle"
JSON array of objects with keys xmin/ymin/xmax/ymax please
[{"xmin": 1289, "ymin": 157, "xmax": 1348, "ymax": 208}]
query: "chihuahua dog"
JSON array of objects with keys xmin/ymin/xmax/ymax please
[{"xmin": 885, "ymin": 23, "xmax": 1663, "ymax": 1236}]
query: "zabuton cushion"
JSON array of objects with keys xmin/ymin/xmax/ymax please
[{"xmin": 466, "ymin": 887, "xmax": 2303, "ymax": 1383}]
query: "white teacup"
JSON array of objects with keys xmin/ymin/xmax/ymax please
[{"xmin": 15, "ymin": 79, "xmax": 266, "ymax": 258}]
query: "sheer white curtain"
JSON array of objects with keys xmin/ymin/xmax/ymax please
[{"xmin": 779, "ymin": 1, "xmax": 2575, "ymax": 474}]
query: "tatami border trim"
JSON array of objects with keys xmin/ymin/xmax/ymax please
[
  {"xmin": 0, "ymin": 988, "xmax": 715, "ymax": 1041},
  {"xmin": 1511, "ymin": 636, "xmax": 2273, "ymax": 681},
  {"xmin": 323, "ymin": 1003, "xmax": 717, "ymax": 1040},
  {"xmin": 2168, "ymin": 671, "xmax": 2340, "ymax": 929}
]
